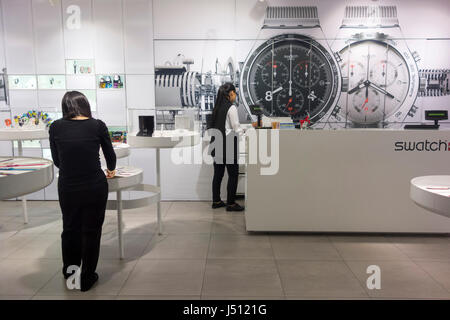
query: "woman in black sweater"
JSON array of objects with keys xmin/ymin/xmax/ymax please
[{"xmin": 49, "ymin": 91, "xmax": 116, "ymax": 292}]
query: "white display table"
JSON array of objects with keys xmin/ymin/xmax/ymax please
[
  {"xmin": 100, "ymin": 143, "xmax": 131, "ymax": 160},
  {"xmin": 112, "ymin": 143, "xmax": 130, "ymax": 159},
  {"xmin": 0, "ymin": 156, "xmax": 53, "ymax": 201},
  {"xmin": 0, "ymin": 128, "xmax": 50, "ymax": 223},
  {"xmin": 411, "ymin": 176, "xmax": 450, "ymax": 219},
  {"xmin": 128, "ymin": 130, "xmax": 201, "ymax": 234},
  {"xmin": 105, "ymin": 166, "xmax": 160, "ymax": 259}
]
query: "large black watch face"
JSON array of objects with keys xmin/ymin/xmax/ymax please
[{"xmin": 241, "ymin": 34, "xmax": 339, "ymax": 122}]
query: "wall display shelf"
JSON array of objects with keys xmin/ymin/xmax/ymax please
[
  {"xmin": 37, "ymin": 75, "xmax": 66, "ymax": 90},
  {"xmin": 97, "ymin": 74, "xmax": 125, "ymax": 89},
  {"xmin": 8, "ymin": 75, "xmax": 37, "ymax": 90},
  {"xmin": 411, "ymin": 176, "xmax": 450, "ymax": 219},
  {"xmin": 65, "ymin": 59, "xmax": 95, "ymax": 75}
]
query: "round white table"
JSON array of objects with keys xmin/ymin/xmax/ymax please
[
  {"xmin": 410, "ymin": 176, "xmax": 450, "ymax": 219},
  {"xmin": 0, "ymin": 128, "xmax": 50, "ymax": 223},
  {"xmin": 128, "ymin": 130, "xmax": 201, "ymax": 234},
  {"xmin": 106, "ymin": 166, "xmax": 160, "ymax": 259},
  {"xmin": 0, "ymin": 157, "xmax": 54, "ymax": 201},
  {"xmin": 112, "ymin": 143, "xmax": 130, "ymax": 159}
]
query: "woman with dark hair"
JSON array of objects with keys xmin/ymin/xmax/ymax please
[
  {"xmin": 49, "ymin": 91, "xmax": 116, "ymax": 291},
  {"xmin": 209, "ymin": 83, "xmax": 244, "ymax": 212}
]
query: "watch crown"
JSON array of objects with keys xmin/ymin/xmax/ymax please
[
  {"xmin": 334, "ymin": 52, "xmax": 342, "ymax": 63},
  {"xmin": 412, "ymin": 51, "xmax": 421, "ymax": 62},
  {"xmin": 419, "ymin": 76, "xmax": 427, "ymax": 93},
  {"xmin": 341, "ymin": 76, "xmax": 349, "ymax": 92}
]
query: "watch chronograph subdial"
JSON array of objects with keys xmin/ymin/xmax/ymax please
[
  {"xmin": 370, "ymin": 60, "xmax": 398, "ymax": 87},
  {"xmin": 260, "ymin": 60, "xmax": 289, "ymax": 87},
  {"xmin": 341, "ymin": 61, "xmax": 365, "ymax": 88},
  {"xmin": 294, "ymin": 61, "xmax": 320, "ymax": 88},
  {"xmin": 350, "ymin": 88, "xmax": 382, "ymax": 123},
  {"xmin": 276, "ymin": 90, "xmax": 305, "ymax": 116}
]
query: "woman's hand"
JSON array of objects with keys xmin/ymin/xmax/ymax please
[{"xmin": 106, "ymin": 169, "xmax": 116, "ymax": 179}]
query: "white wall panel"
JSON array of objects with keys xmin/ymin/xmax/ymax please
[
  {"xmin": 93, "ymin": 0, "xmax": 125, "ymax": 74},
  {"xmin": 32, "ymin": 0, "xmax": 65, "ymax": 74},
  {"xmin": 123, "ymin": 0, "xmax": 154, "ymax": 74},
  {"xmin": 126, "ymin": 75, "xmax": 154, "ymax": 109},
  {"xmin": 2, "ymin": 0, "xmax": 36, "ymax": 74},
  {"xmin": 38, "ymin": 90, "xmax": 66, "ymax": 110},
  {"xmin": 97, "ymin": 90, "xmax": 126, "ymax": 126},
  {"xmin": 0, "ymin": 3, "xmax": 6, "ymax": 69},
  {"xmin": 153, "ymin": 0, "xmax": 235, "ymax": 40},
  {"xmin": 62, "ymin": 0, "xmax": 95, "ymax": 59},
  {"xmin": 66, "ymin": 75, "xmax": 96, "ymax": 89},
  {"xmin": 9, "ymin": 90, "xmax": 38, "ymax": 109}
]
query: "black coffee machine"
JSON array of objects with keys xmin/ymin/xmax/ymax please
[{"xmin": 137, "ymin": 116, "xmax": 155, "ymax": 136}]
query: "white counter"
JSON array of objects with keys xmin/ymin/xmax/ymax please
[{"xmin": 245, "ymin": 129, "xmax": 450, "ymax": 233}]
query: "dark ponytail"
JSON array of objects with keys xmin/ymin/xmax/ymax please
[{"xmin": 211, "ymin": 82, "xmax": 236, "ymax": 127}]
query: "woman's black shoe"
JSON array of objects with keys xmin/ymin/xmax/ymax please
[
  {"xmin": 226, "ymin": 203, "xmax": 245, "ymax": 212},
  {"xmin": 212, "ymin": 201, "xmax": 226, "ymax": 209},
  {"xmin": 80, "ymin": 273, "xmax": 99, "ymax": 292}
]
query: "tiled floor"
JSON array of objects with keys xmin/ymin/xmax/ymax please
[{"xmin": 0, "ymin": 200, "xmax": 449, "ymax": 300}]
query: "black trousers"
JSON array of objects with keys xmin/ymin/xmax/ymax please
[
  {"xmin": 212, "ymin": 162, "xmax": 239, "ymax": 205},
  {"xmin": 58, "ymin": 181, "xmax": 108, "ymax": 279}
]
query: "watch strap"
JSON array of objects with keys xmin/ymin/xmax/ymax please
[
  {"xmin": 342, "ymin": 5, "xmax": 399, "ymax": 28},
  {"xmin": 419, "ymin": 69, "xmax": 450, "ymax": 97},
  {"xmin": 263, "ymin": 6, "xmax": 320, "ymax": 29}
]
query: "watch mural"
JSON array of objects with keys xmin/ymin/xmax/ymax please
[{"xmin": 151, "ymin": 4, "xmax": 449, "ymax": 130}]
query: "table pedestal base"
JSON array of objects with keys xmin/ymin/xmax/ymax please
[{"xmin": 107, "ymin": 184, "xmax": 161, "ymax": 259}]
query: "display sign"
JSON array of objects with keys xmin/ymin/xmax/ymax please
[
  {"xmin": 8, "ymin": 75, "xmax": 37, "ymax": 90},
  {"xmin": 97, "ymin": 74, "xmax": 124, "ymax": 89},
  {"xmin": 65, "ymin": 59, "xmax": 95, "ymax": 75},
  {"xmin": 37, "ymin": 75, "xmax": 66, "ymax": 90}
]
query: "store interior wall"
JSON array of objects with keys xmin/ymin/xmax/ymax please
[{"xmin": 0, "ymin": 0, "xmax": 448, "ymax": 201}]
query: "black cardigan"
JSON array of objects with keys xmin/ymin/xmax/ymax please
[{"xmin": 49, "ymin": 118, "xmax": 116, "ymax": 192}]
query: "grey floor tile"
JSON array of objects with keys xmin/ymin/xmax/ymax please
[
  {"xmin": 270, "ymin": 235, "xmax": 341, "ymax": 260},
  {"xmin": 32, "ymin": 295, "xmax": 116, "ymax": 300},
  {"xmin": 0, "ymin": 233, "xmax": 39, "ymax": 259},
  {"xmin": 168, "ymin": 201, "xmax": 212, "ymax": 214},
  {"xmin": 117, "ymin": 295, "xmax": 200, "ymax": 300},
  {"xmin": 277, "ymin": 260, "xmax": 368, "ymax": 298},
  {"xmin": 119, "ymin": 259, "xmax": 205, "ymax": 296},
  {"xmin": 201, "ymin": 296, "xmax": 285, "ymax": 300},
  {"xmin": 346, "ymin": 260, "xmax": 450, "ymax": 299},
  {"xmin": 414, "ymin": 261, "xmax": 450, "ymax": 292},
  {"xmin": 202, "ymin": 259, "xmax": 283, "ymax": 297},
  {"xmin": 329, "ymin": 236, "xmax": 410, "ymax": 261},
  {"xmin": 161, "ymin": 219, "xmax": 212, "ymax": 235},
  {"xmin": 208, "ymin": 235, "xmax": 273, "ymax": 259},
  {"xmin": 7, "ymin": 234, "xmax": 61, "ymax": 259},
  {"xmin": 0, "ymin": 259, "xmax": 61, "ymax": 296},
  {"xmin": 0, "ymin": 295, "xmax": 33, "ymax": 300},
  {"xmin": 100, "ymin": 234, "xmax": 153, "ymax": 260},
  {"xmin": 35, "ymin": 259, "xmax": 137, "ymax": 296},
  {"xmin": 386, "ymin": 236, "xmax": 450, "ymax": 261},
  {"xmin": 211, "ymin": 214, "xmax": 247, "ymax": 235},
  {"xmin": 141, "ymin": 234, "xmax": 210, "ymax": 259}
]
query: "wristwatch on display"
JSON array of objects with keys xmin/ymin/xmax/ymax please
[
  {"xmin": 239, "ymin": 6, "xmax": 346, "ymax": 126},
  {"xmin": 327, "ymin": 5, "xmax": 448, "ymax": 128}
]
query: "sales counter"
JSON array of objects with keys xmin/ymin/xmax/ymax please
[{"xmin": 245, "ymin": 129, "xmax": 450, "ymax": 233}]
